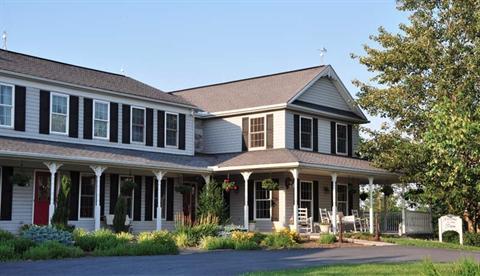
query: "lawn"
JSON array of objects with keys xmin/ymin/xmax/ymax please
[
  {"xmin": 383, "ymin": 237, "xmax": 480, "ymax": 252},
  {"xmin": 245, "ymin": 260, "xmax": 479, "ymax": 275}
]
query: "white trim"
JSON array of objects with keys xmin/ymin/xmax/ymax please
[
  {"xmin": 49, "ymin": 92, "xmax": 69, "ymax": 135},
  {"xmin": 130, "ymin": 106, "xmax": 146, "ymax": 144},
  {"xmin": 287, "ymin": 104, "xmax": 368, "ymax": 124},
  {"xmin": 119, "ymin": 175, "xmax": 135, "ymax": 218},
  {"xmin": 164, "ymin": 112, "xmax": 179, "ymax": 148},
  {"xmin": 193, "ymin": 103, "xmax": 287, "ymax": 118},
  {"xmin": 0, "ymin": 82, "xmax": 14, "ymax": 129},
  {"xmin": 337, "ymin": 183, "xmax": 348, "ymax": 215},
  {"xmin": 249, "ymin": 115, "xmax": 267, "ymax": 150},
  {"xmin": 153, "ymin": 178, "xmax": 167, "ymax": 220},
  {"xmin": 210, "ymin": 162, "xmax": 300, "ymax": 172},
  {"xmin": 253, "ymin": 180, "xmax": 272, "ymax": 220},
  {"xmin": 78, "ymin": 173, "xmax": 95, "ymax": 220},
  {"xmin": 93, "ymin": 100, "xmax": 110, "ymax": 140},
  {"xmin": 299, "ymin": 180, "xmax": 313, "ymax": 216},
  {"xmin": 299, "ymin": 116, "xmax": 313, "ymax": 151},
  {"xmin": 335, "ymin": 123, "xmax": 348, "ymax": 155}
]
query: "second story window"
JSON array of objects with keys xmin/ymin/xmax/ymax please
[
  {"xmin": 336, "ymin": 123, "xmax": 347, "ymax": 155},
  {"xmin": 50, "ymin": 93, "xmax": 69, "ymax": 134},
  {"xmin": 93, "ymin": 100, "xmax": 109, "ymax": 139},
  {"xmin": 131, "ymin": 107, "xmax": 145, "ymax": 143},
  {"xmin": 300, "ymin": 116, "xmax": 312, "ymax": 150},
  {"xmin": 250, "ymin": 116, "xmax": 265, "ymax": 148},
  {"xmin": 165, "ymin": 112, "xmax": 178, "ymax": 147},
  {"xmin": 0, "ymin": 84, "xmax": 14, "ymax": 128}
]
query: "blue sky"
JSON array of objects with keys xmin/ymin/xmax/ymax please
[{"xmin": 0, "ymin": 0, "xmax": 407, "ymax": 130}]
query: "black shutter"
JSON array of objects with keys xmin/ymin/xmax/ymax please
[
  {"xmin": 293, "ymin": 114, "xmax": 300, "ymax": 149},
  {"xmin": 179, "ymin": 113, "xmax": 186, "ymax": 150},
  {"xmin": 248, "ymin": 180, "xmax": 254, "ymax": 220},
  {"xmin": 348, "ymin": 124, "xmax": 353, "ymax": 157},
  {"xmin": 313, "ymin": 181, "xmax": 319, "ymax": 222},
  {"xmin": 146, "ymin": 108, "xmax": 154, "ymax": 146},
  {"xmin": 100, "ymin": 174, "xmax": 105, "ymax": 217},
  {"xmin": 68, "ymin": 171, "xmax": 80, "ymax": 221},
  {"xmin": 271, "ymin": 178, "xmax": 279, "ymax": 221},
  {"xmin": 242, "ymin": 117, "xmax": 249, "ymax": 151},
  {"xmin": 69, "ymin": 96, "xmax": 79, "ymax": 138},
  {"xmin": 157, "ymin": 111, "xmax": 165, "ymax": 147},
  {"xmin": 331, "ymin": 121, "xmax": 336, "ymax": 154},
  {"xmin": 14, "ymin": 86, "xmax": 26, "ymax": 131},
  {"xmin": 110, "ymin": 102, "xmax": 118, "ymax": 142},
  {"xmin": 109, "ymin": 174, "xmax": 119, "ymax": 214},
  {"xmin": 144, "ymin": 176, "xmax": 153, "ymax": 221},
  {"xmin": 39, "ymin": 90, "xmax": 50, "ymax": 134},
  {"xmin": 223, "ymin": 190, "xmax": 230, "ymax": 218},
  {"xmin": 122, "ymin": 104, "xmax": 130, "ymax": 144},
  {"xmin": 266, "ymin": 114, "xmax": 274, "ymax": 149},
  {"xmin": 133, "ymin": 176, "xmax": 142, "ymax": 221},
  {"xmin": 313, "ymin": 118, "xmax": 318, "ymax": 152},
  {"xmin": 0, "ymin": 167, "xmax": 13, "ymax": 220},
  {"xmin": 166, "ymin": 178, "xmax": 174, "ymax": 221},
  {"xmin": 83, "ymin": 98, "xmax": 93, "ymax": 139}
]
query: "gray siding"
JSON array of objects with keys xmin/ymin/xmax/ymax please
[{"xmin": 297, "ymin": 78, "xmax": 351, "ymax": 111}]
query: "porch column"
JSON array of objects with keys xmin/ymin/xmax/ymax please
[
  {"xmin": 153, "ymin": 170, "xmax": 167, "ymax": 231},
  {"xmin": 241, "ymin": 171, "xmax": 252, "ymax": 230},
  {"xmin": 290, "ymin": 169, "xmax": 299, "ymax": 232},
  {"xmin": 201, "ymin": 174, "xmax": 211, "ymax": 186},
  {"xmin": 331, "ymin": 173, "xmax": 337, "ymax": 234},
  {"xmin": 44, "ymin": 162, "xmax": 62, "ymax": 225},
  {"xmin": 90, "ymin": 165, "xmax": 107, "ymax": 231},
  {"xmin": 368, "ymin": 177, "xmax": 374, "ymax": 234}
]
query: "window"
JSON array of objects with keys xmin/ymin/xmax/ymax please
[
  {"xmin": 250, "ymin": 117, "xmax": 265, "ymax": 148},
  {"xmin": 153, "ymin": 181, "xmax": 167, "ymax": 219},
  {"xmin": 300, "ymin": 116, "xmax": 312, "ymax": 150},
  {"xmin": 131, "ymin": 107, "xmax": 145, "ymax": 143},
  {"xmin": 79, "ymin": 175, "xmax": 95, "ymax": 218},
  {"xmin": 93, "ymin": 100, "xmax": 109, "ymax": 139},
  {"xmin": 337, "ymin": 184, "xmax": 348, "ymax": 215},
  {"xmin": 165, "ymin": 113, "xmax": 178, "ymax": 147},
  {"xmin": 336, "ymin": 123, "xmax": 347, "ymax": 155},
  {"xmin": 254, "ymin": 181, "xmax": 271, "ymax": 219},
  {"xmin": 119, "ymin": 176, "xmax": 134, "ymax": 218},
  {"xmin": 0, "ymin": 84, "xmax": 13, "ymax": 128},
  {"xmin": 50, "ymin": 93, "xmax": 69, "ymax": 134},
  {"xmin": 300, "ymin": 181, "xmax": 313, "ymax": 217}
]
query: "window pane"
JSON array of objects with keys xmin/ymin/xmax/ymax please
[
  {"xmin": 132, "ymin": 125, "xmax": 144, "ymax": 142},
  {"xmin": 52, "ymin": 95, "xmax": 68, "ymax": 114},
  {"xmin": 94, "ymin": 120, "xmax": 108, "ymax": 138},
  {"xmin": 301, "ymin": 118, "xmax": 311, "ymax": 132},
  {"xmin": 337, "ymin": 125, "xmax": 347, "ymax": 153},
  {"xmin": 166, "ymin": 129, "xmax": 177, "ymax": 146},
  {"xmin": 0, "ymin": 106, "xmax": 11, "ymax": 126},
  {"xmin": 250, "ymin": 117, "xmax": 265, "ymax": 148},
  {"xmin": 51, "ymin": 114, "xmax": 67, "ymax": 133},
  {"xmin": 80, "ymin": 176, "xmax": 94, "ymax": 218},
  {"xmin": 166, "ymin": 114, "xmax": 177, "ymax": 130},
  {"xmin": 337, "ymin": 139, "xmax": 346, "ymax": 153},
  {"xmin": 132, "ymin": 108, "xmax": 144, "ymax": 125},
  {"xmin": 95, "ymin": 102, "xmax": 108, "ymax": 120},
  {"xmin": 301, "ymin": 133, "xmax": 311, "ymax": 148},
  {"xmin": 0, "ymin": 86, "xmax": 12, "ymax": 105}
]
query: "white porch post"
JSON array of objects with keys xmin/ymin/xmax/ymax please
[
  {"xmin": 202, "ymin": 174, "xmax": 211, "ymax": 186},
  {"xmin": 44, "ymin": 162, "xmax": 62, "ymax": 225},
  {"xmin": 153, "ymin": 170, "xmax": 166, "ymax": 231},
  {"xmin": 290, "ymin": 169, "xmax": 299, "ymax": 232},
  {"xmin": 331, "ymin": 173, "xmax": 338, "ymax": 234},
  {"xmin": 401, "ymin": 185, "xmax": 406, "ymax": 235},
  {"xmin": 368, "ymin": 176, "xmax": 374, "ymax": 234},
  {"xmin": 90, "ymin": 165, "xmax": 107, "ymax": 231},
  {"xmin": 241, "ymin": 171, "xmax": 252, "ymax": 230}
]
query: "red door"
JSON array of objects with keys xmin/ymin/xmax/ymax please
[{"xmin": 34, "ymin": 172, "xmax": 51, "ymax": 225}]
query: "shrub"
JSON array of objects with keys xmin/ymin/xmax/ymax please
[
  {"xmin": 197, "ymin": 181, "xmax": 227, "ymax": 222},
  {"xmin": 463, "ymin": 233, "xmax": 480, "ymax": 247},
  {"xmin": 174, "ymin": 223, "xmax": 220, "ymax": 247},
  {"xmin": 51, "ymin": 176, "xmax": 71, "ymax": 228},
  {"xmin": 7, "ymin": 237, "xmax": 36, "ymax": 255},
  {"xmin": 21, "ymin": 225, "xmax": 74, "ymax": 245},
  {"xmin": 94, "ymin": 239, "xmax": 178, "ymax": 256},
  {"xmin": 23, "ymin": 241, "xmax": 83, "ymax": 260},
  {"xmin": 199, "ymin": 236, "xmax": 235, "ymax": 250},
  {"xmin": 262, "ymin": 230, "xmax": 298, "ymax": 249},
  {"xmin": 231, "ymin": 231, "xmax": 265, "ymax": 244},
  {"xmin": 318, "ymin": 233, "xmax": 337, "ymax": 244},
  {"xmin": 442, "ymin": 230, "xmax": 460, "ymax": 244},
  {"xmin": 113, "ymin": 197, "xmax": 129, "ymax": 233},
  {"xmin": 174, "ymin": 232, "xmax": 190, "ymax": 248},
  {"xmin": 74, "ymin": 229, "xmax": 129, "ymax": 252},
  {"xmin": 0, "ymin": 229, "xmax": 15, "ymax": 242},
  {"xmin": 0, "ymin": 244, "xmax": 16, "ymax": 261},
  {"xmin": 234, "ymin": 240, "xmax": 260, "ymax": 250}
]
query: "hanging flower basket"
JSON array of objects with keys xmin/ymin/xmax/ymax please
[
  {"xmin": 261, "ymin": 178, "xmax": 279, "ymax": 190},
  {"xmin": 175, "ymin": 184, "xmax": 192, "ymax": 194},
  {"xmin": 359, "ymin": 192, "xmax": 368, "ymax": 201},
  {"xmin": 10, "ymin": 174, "xmax": 31, "ymax": 187},
  {"xmin": 381, "ymin": 185, "xmax": 394, "ymax": 197},
  {"xmin": 120, "ymin": 178, "xmax": 136, "ymax": 196},
  {"xmin": 222, "ymin": 179, "xmax": 238, "ymax": 192}
]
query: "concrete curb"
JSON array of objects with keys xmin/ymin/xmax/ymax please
[{"xmin": 344, "ymin": 238, "xmax": 395, "ymax": 246}]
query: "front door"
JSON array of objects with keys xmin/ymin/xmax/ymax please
[
  {"xmin": 34, "ymin": 171, "xmax": 51, "ymax": 225},
  {"xmin": 182, "ymin": 183, "xmax": 197, "ymax": 224}
]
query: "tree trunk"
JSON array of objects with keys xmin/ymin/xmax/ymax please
[{"xmin": 463, "ymin": 211, "xmax": 475, "ymax": 233}]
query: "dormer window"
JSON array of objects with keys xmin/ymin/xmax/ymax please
[
  {"xmin": 250, "ymin": 116, "xmax": 265, "ymax": 149},
  {"xmin": 336, "ymin": 123, "xmax": 348, "ymax": 155},
  {"xmin": 300, "ymin": 116, "xmax": 312, "ymax": 150},
  {"xmin": 0, "ymin": 84, "xmax": 13, "ymax": 128}
]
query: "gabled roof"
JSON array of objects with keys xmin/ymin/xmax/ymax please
[
  {"xmin": 171, "ymin": 66, "xmax": 328, "ymax": 113},
  {"xmin": 0, "ymin": 50, "xmax": 191, "ymax": 106}
]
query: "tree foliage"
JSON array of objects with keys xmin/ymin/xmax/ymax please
[
  {"xmin": 354, "ymin": 0, "xmax": 480, "ymax": 231},
  {"xmin": 196, "ymin": 181, "xmax": 227, "ymax": 223}
]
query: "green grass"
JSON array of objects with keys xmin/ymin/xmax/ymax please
[{"xmin": 383, "ymin": 237, "xmax": 480, "ymax": 251}]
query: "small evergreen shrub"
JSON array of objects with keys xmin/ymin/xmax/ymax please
[
  {"xmin": 113, "ymin": 197, "xmax": 129, "ymax": 233},
  {"xmin": 23, "ymin": 241, "xmax": 83, "ymax": 260},
  {"xmin": 0, "ymin": 229, "xmax": 15, "ymax": 242},
  {"xmin": 199, "ymin": 236, "xmax": 235, "ymax": 250},
  {"xmin": 318, "ymin": 233, "xmax": 337, "ymax": 244},
  {"xmin": 442, "ymin": 231, "xmax": 460, "ymax": 244},
  {"xmin": 0, "ymin": 243, "xmax": 16, "ymax": 261},
  {"xmin": 51, "ymin": 176, "xmax": 71, "ymax": 228},
  {"xmin": 21, "ymin": 225, "xmax": 74, "ymax": 245},
  {"xmin": 463, "ymin": 233, "xmax": 480, "ymax": 247}
]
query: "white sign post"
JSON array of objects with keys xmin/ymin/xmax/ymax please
[{"xmin": 439, "ymin": 215, "xmax": 463, "ymax": 245}]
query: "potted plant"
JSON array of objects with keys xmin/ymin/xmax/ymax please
[
  {"xmin": 10, "ymin": 173, "xmax": 31, "ymax": 187},
  {"xmin": 320, "ymin": 221, "xmax": 330, "ymax": 233},
  {"xmin": 261, "ymin": 178, "xmax": 279, "ymax": 190},
  {"xmin": 359, "ymin": 192, "xmax": 369, "ymax": 201},
  {"xmin": 381, "ymin": 185, "xmax": 394, "ymax": 197},
  {"xmin": 222, "ymin": 178, "xmax": 238, "ymax": 192}
]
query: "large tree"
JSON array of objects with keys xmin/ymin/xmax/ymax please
[{"xmin": 354, "ymin": 0, "xmax": 480, "ymax": 232}]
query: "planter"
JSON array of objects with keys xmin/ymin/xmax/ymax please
[
  {"xmin": 248, "ymin": 222, "xmax": 256, "ymax": 231},
  {"xmin": 320, "ymin": 224, "xmax": 330, "ymax": 233},
  {"xmin": 261, "ymin": 178, "xmax": 279, "ymax": 190}
]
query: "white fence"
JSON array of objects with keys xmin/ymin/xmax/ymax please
[{"xmin": 380, "ymin": 210, "xmax": 433, "ymax": 235}]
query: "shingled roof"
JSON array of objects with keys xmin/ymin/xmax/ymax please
[
  {"xmin": 0, "ymin": 50, "xmax": 191, "ymax": 106},
  {"xmin": 171, "ymin": 66, "xmax": 327, "ymax": 113}
]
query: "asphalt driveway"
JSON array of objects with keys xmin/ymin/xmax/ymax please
[{"xmin": 1, "ymin": 246, "xmax": 479, "ymax": 276}]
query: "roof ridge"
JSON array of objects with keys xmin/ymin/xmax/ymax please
[
  {"xmin": 170, "ymin": 65, "xmax": 326, "ymax": 93},
  {"xmin": 0, "ymin": 49, "xmax": 126, "ymax": 78}
]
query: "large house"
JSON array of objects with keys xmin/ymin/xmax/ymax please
[{"xmin": 0, "ymin": 49, "xmax": 396, "ymax": 234}]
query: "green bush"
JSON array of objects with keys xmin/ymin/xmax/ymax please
[
  {"xmin": 74, "ymin": 229, "xmax": 130, "ymax": 252},
  {"xmin": 174, "ymin": 223, "xmax": 220, "ymax": 247},
  {"xmin": 94, "ymin": 240, "xmax": 178, "ymax": 256},
  {"xmin": 113, "ymin": 197, "xmax": 129, "ymax": 233},
  {"xmin": 21, "ymin": 225, "xmax": 74, "ymax": 245},
  {"xmin": 234, "ymin": 240, "xmax": 260, "ymax": 250},
  {"xmin": 0, "ymin": 229, "xmax": 15, "ymax": 242},
  {"xmin": 7, "ymin": 238, "xmax": 36, "ymax": 255},
  {"xmin": 200, "ymin": 236, "xmax": 235, "ymax": 250},
  {"xmin": 137, "ymin": 231, "xmax": 177, "ymax": 253},
  {"xmin": 463, "ymin": 232, "xmax": 480, "ymax": 247},
  {"xmin": 318, "ymin": 234, "xmax": 337, "ymax": 244},
  {"xmin": 174, "ymin": 232, "xmax": 190, "ymax": 248},
  {"xmin": 23, "ymin": 241, "xmax": 84, "ymax": 260},
  {"xmin": 262, "ymin": 231, "xmax": 298, "ymax": 249},
  {"xmin": 442, "ymin": 231, "xmax": 460, "ymax": 244},
  {"xmin": 0, "ymin": 243, "xmax": 16, "ymax": 261},
  {"xmin": 197, "ymin": 181, "xmax": 227, "ymax": 222}
]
